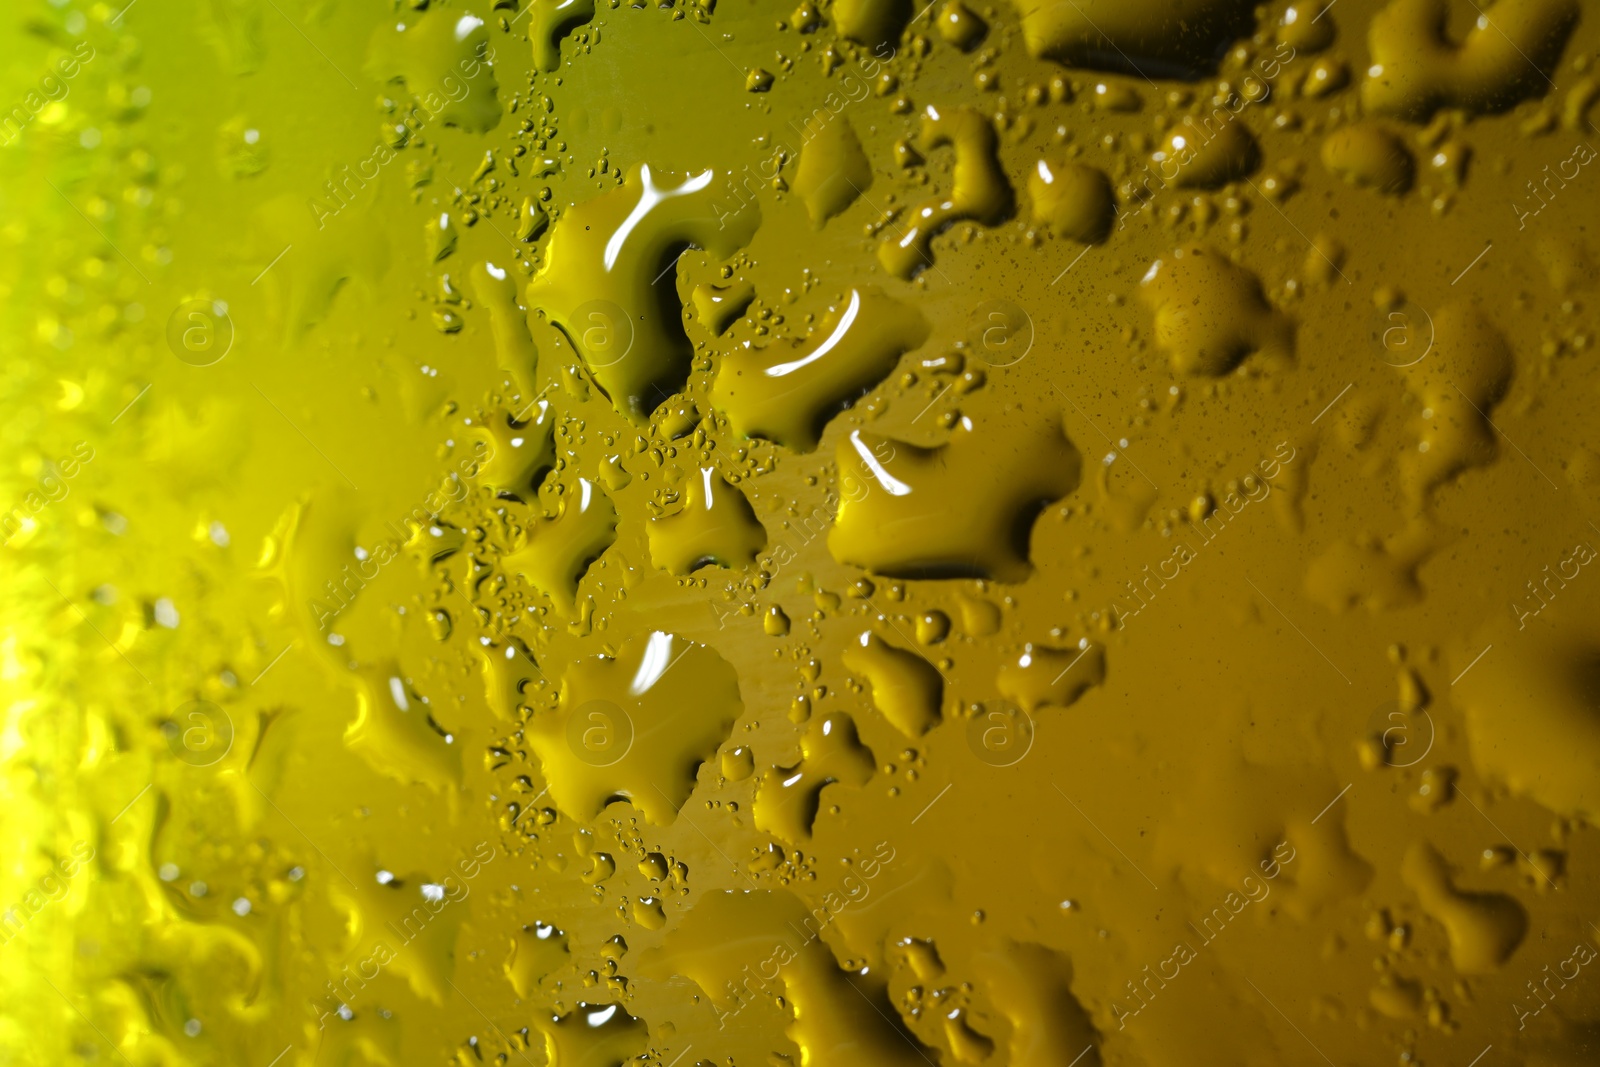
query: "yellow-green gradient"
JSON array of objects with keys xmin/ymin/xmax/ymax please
[{"xmin": 3, "ymin": 0, "xmax": 1600, "ymax": 1065}]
